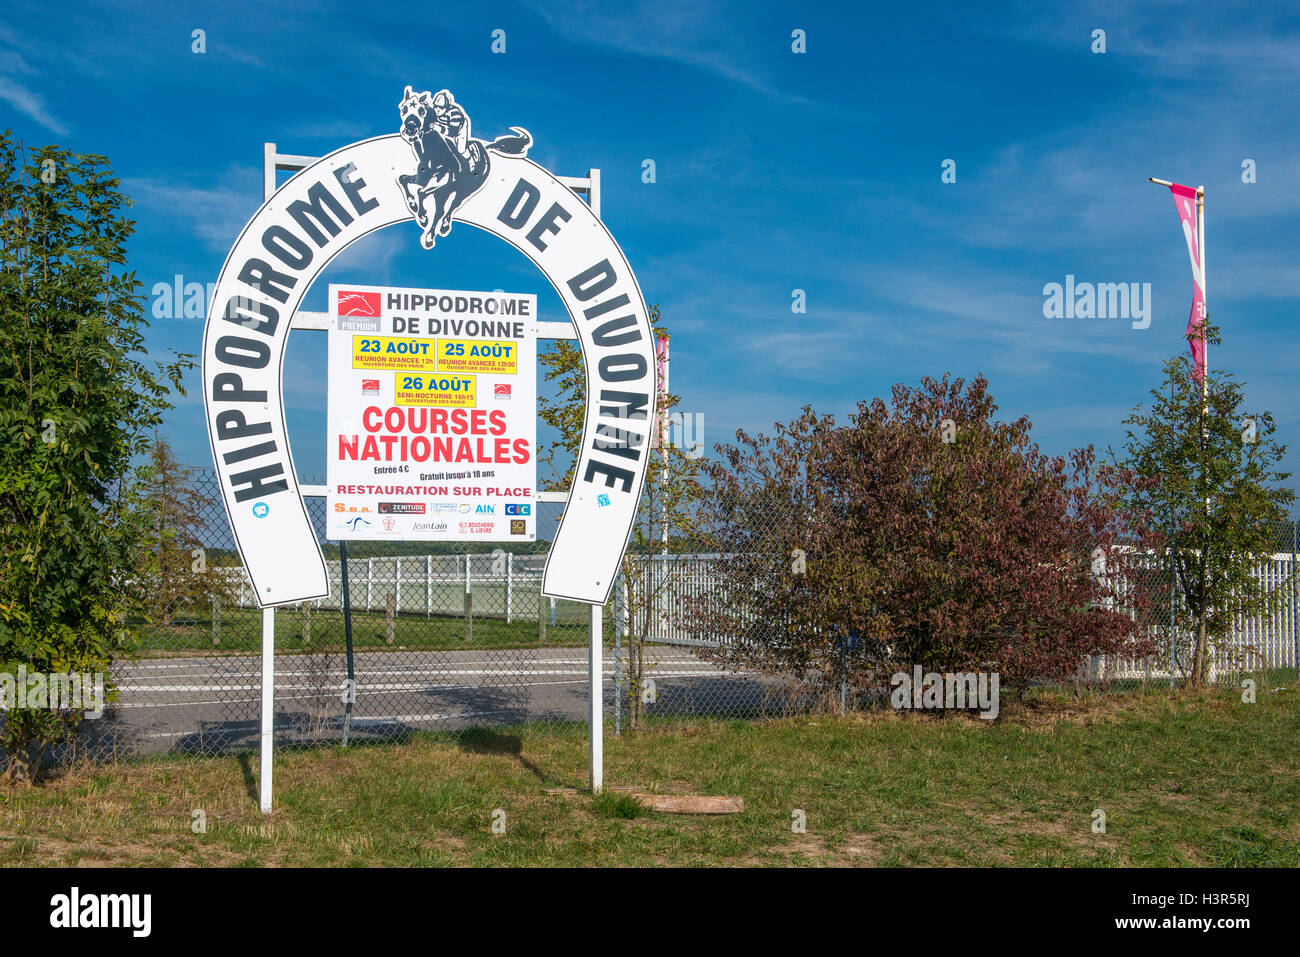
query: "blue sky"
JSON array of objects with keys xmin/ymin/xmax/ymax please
[{"xmin": 3, "ymin": 0, "xmax": 1298, "ymax": 489}]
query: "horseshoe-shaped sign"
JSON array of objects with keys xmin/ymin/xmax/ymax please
[{"xmin": 202, "ymin": 88, "xmax": 655, "ymax": 607}]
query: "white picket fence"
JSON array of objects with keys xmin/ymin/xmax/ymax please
[
  {"xmin": 219, "ymin": 552, "xmax": 586, "ymax": 624},
  {"xmin": 616, "ymin": 553, "xmax": 733, "ymax": 648},
  {"xmin": 1100, "ymin": 551, "xmax": 1299, "ymax": 679},
  {"xmin": 220, "ymin": 549, "xmax": 1300, "ymax": 677},
  {"xmin": 620, "ymin": 551, "xmax": 1300, "ymax": 679}
]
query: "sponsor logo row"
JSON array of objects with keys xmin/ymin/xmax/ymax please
[{"xmin": 374, "ymin": 501, "xmax": 531, "ymax": 515}]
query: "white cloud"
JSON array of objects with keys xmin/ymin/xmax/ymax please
[
  {"xmin": 284, "ymin": 118, "xmax": 374, "ymax": 142},
  {"xmin": 123, "ymin": 167, "xmax": 260, "ymax": 252},
  {"xmin": 320, "ymin": 227, "xmax": 407, "ymax": 284},
  {"xmin": 0, "ymin": 74, "xmax": 68, "ymax": 136},
  {"xmin": 532, "ymin": 0, "xmax": 800, "ymax": 100}
]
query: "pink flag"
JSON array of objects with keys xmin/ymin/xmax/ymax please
[{"xmin": 1168, "ymin": 183, "xmax": 1206, "ymax": 380}]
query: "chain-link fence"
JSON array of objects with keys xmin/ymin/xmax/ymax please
[
  {"xmin": 58, "ymin": 467, "xmax": 1300, "ymax": 763},
  {"xmin": 72, "ymin": 466, "xmax": 784, "ymax": 761},
  {"xmin": 625, "ymin": 540, "xmax": 1300, "ymax": 693}
]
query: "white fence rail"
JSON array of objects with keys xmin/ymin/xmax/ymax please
[
  {"xmin": 1101, "ymin": 551, "xmax": 1299, "ymax": 679},
  {"xmin": 621, "ymin": 552, "xmax": 1300, "ymax": 677},
  {"xmin": 220, "ymin": 549, "xmax": 1300, "ymax": 675},
  {"xmin": 217, "ymin": 553, "xmax": 584, "ymax": 624}
]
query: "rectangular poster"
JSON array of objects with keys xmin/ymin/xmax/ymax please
[{"xmin": 326, "ymin": 283, "xmax": 537, "ymax": 542}]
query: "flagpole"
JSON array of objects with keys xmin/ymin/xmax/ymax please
[
  {"xmin": 1150, "ymin": 175, "xmax": 1211, "ymax": 682},
  {"xmin": 1198, "ymin": 186, "xmax": 1207, "ymax": 395},
  {"xmin": 1198, "ymin": 185, "xmax": 1210, "ymax": 682}
]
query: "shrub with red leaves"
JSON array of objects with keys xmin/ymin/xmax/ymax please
[{"xmin": 692, "ymin": 376, "xmax": 1155, "ymax": 692}]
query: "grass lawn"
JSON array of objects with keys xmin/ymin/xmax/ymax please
[
  {"xmin": 132, "ymin": 607, "xmax": 587, "ymax": 656},
  {"xmin": 2, "ymin": 680, "xmax": 1297, "ymax": 866}
]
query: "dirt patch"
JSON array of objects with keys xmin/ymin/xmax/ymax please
[
  {"xmin": 773, "ymin": 834, "xmax": 827, "ymax": 863},
  {"xmin": 1, "ymin": 827, "xmax": 257, "ymax": 867},
  {"xmin": 763, "ymin": 831, "xmax": 886, "ymax": 866},
  {"xmin": 837, "ymin": 833, "xmax": 882, "ymax": 864}
]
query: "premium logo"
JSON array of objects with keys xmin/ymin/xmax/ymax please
[
  {"xmin": 510, "ymin": 519, "xmax": 526, "ymax": 535},
  {"xmin": 362, "ymin": 378, "xmax": 380, "ymax": 395},
  {"xmin": 494, "ymin": 383, "xmax": 511, "ymax": 400},
  {"xmin": 338, "ymin": 290, "xmax": 381, "ymax": 317},
  {"xmin": 504, "ymin": 503, "xmax": 530, "ymax": 516}
]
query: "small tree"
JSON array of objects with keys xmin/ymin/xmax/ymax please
[
  {"xmin": 137, "ymin": 439, "xmax": 238, "ymax": 629},
  {"xmin": 537, "ymin": 305, "xmax": 706, "ymax": 730},
  {"xmin": 693, "ymin": 376, "xmax": 1151, "ymax": 696},
  {"xmin": 617, "ymin": 383, "xmax": 706, "ymax": 731},
  {"xmin": 0, "ymin": 134, "xmax": 190, "ymax": 782},
  {"xmin": 1109, "ymin": 325, "xmax": 1293, "ymax": 684}
]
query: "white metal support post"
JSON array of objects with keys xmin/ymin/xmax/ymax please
[
  {"xmin": 1199, "ymin": 186, "xmax": 1215, "ymax": 684},
  {"xmin": 259, "ymin": 606, "xmax": 274, "ymax": 812},
  {"xmin": 547, "ymin": 169, "xmax": 607, "ymax": 792},
  {"xmin": 1150, "ymin": 175, "xmax": 1212, "ymax": 684},
  {"xmin": 258, "ymin": 151, "xmax": 278, "ymax": 814},
  {"xmin": 256, "ymin": 145, "xmax": 607, "ymax": 806},
  {"xmin": 586, "ymin": 167, "xmax": 604, "ymax": 793},
  {"xmin": 589, "ymin": 603, "xmax": 604, "ymax": 793}
]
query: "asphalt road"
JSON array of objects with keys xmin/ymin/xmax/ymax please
[{"xmin": 85, "ymin": 646, "xmax": 778, "ymax": 755}]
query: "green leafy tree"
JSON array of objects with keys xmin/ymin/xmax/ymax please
[
  {"xmin": 1110, "ymin": 324, "xmax": 1293, "ymax": 684},
  {"xmin": 0, "ymin": 134, "xmax": 190, "ymax": 782}
]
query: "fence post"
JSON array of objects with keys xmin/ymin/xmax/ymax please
[
  {"xmin": 426, "ymin": 554, "xmax": 432, "ymax": 617},
  {"xmin": 367, "ymin": 557, "xmax": 373, "ymax": 611},
  {"xmin": 1284, "ymin": 520, "xmax": 1294, "ymax": 670},
  {"xmin": 464, "ymin": 554, "xmax": 473, "ymax": 642},
  {"xmin": 841, "ymin": 640, "xmax": 850, "ymax": 713},
  {"xmin": 615, "ymin": 575, "xmax": 624, "ymax": 736},
  {"xmin": 211, "ymin": 595, "xmax": 220, "ymax": 646},
  {"xmin": 506, "ymin": 552, "xmax": 513, "ymax": 625},
  {"xmin": 1169, "ymin": 546, "xmax": 1177, "ymax": 689},
  {"xmin": 395, "ymin": 556, "xmax": 402, "ymax": 614},
  {"xmin": 538, "ymin": 581, "xmax": 548, "ymax": 644}
]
